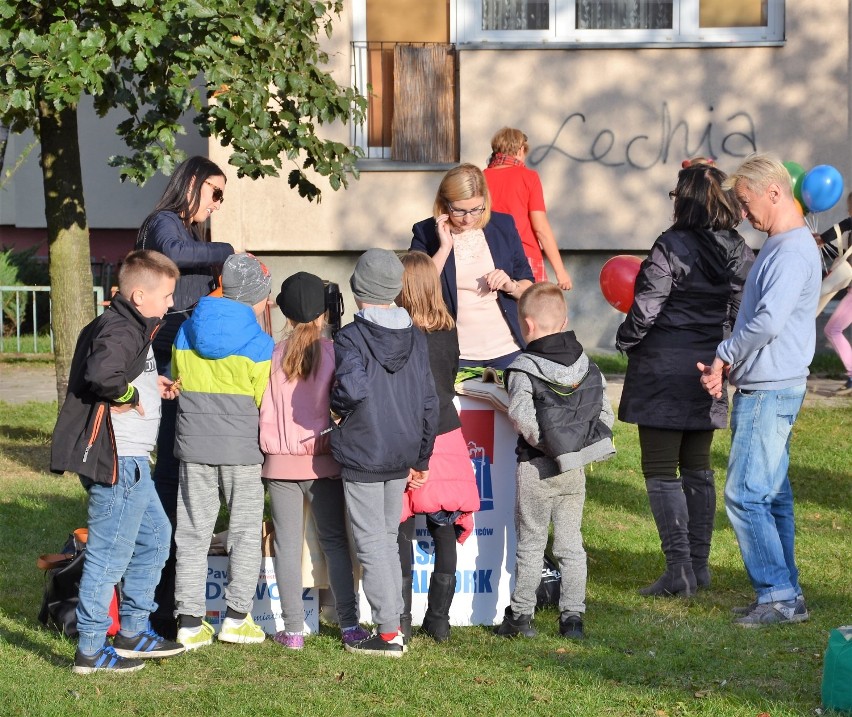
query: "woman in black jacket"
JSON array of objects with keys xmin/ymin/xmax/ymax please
[
  {"xmin": 616, "ymin": 164, "xmax": 753, "ymax": 597},
  {"xmin": 135, "ymin": 156, "xmax": 234, "ymax": 638}
]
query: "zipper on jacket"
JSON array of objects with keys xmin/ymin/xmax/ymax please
[{"xmin": 82, "ymin": 404, "xmax": 105, "ymax": 463}]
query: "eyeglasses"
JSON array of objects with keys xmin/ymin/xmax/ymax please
[
  {"xmin": 204, "ymin": 180, "xmax": 225, "ymax": 204},
  {"xmin": 448, "ymin": 204, "xmax": 485, "ymax": 218}
]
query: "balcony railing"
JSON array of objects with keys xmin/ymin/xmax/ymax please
[{"xmin": 351, "ymin": 41, "xmax": 458, "ymax": 164}]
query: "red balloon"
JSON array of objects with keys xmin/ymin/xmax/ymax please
[{"xmin": 600, "ymin": 255, "xmax": 643, "ymax": 313}]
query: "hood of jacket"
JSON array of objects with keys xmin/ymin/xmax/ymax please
[
  {"xmin": 683, "ymin": 227, "xmax": 748, "ymax": 285},
  {"xmin": 352, "ymin": 309, "xmax": 415, "ymax": 373},
  {"xmin": 181, "ymin": 296, "xmax": 266, "ymax": 359},
  {"xmin": 513, "ymin": 331, "xmax": 588, "ymax": 385},
  {"xmin": 108, "ymin": 292, "xmax": 165, "ymax": 343}
]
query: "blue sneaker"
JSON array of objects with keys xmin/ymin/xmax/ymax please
[
  {"xmin": 72, "ymin": 645, "xmax": 145, "ymax": 675},
  {"xmin": 113, "ymin": 628, "xmax": 185, "ymax": 659}
]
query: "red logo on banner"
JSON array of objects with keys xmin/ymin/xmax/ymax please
[{"xmin": 459, "ymin": 410, "xmax": 495, "ymax": 461}]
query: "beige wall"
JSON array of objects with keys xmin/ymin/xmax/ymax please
[
  {"xmin": 208, "ymin": 0, "xmax": 851, "ymax": 348},
  {"xmin": 218, "ymin": 0, "xmax": 851, "ymax": 255}
]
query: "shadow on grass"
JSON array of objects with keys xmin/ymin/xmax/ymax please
[{"xmin": 0, "ymin": 622, "xmax": 73, "ymax": 669}]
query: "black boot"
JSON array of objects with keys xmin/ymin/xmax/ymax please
[
  {"xmin": 421, "ymin": 572, "xmax": 455, "ymax": 642},
  {"xmin": 400, "ymin": 575, "xmax": 413, "ymax": 643},
  {"xmin": 638, "ymin": 477, "xmax": 697, "ymax": 597},
  {"xmin": 681, "ymin": 469, "xmax": 716, "ymax": 589},
  {"xmin": 495, "ymin": 606, "xmax": 537, "ymax": 638}
]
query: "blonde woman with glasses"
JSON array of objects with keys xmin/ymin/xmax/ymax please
[{"xmin": 411, "ymin": 163, "xmax": 534, "ymax": 369}]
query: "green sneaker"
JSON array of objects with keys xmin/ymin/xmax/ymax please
[
  {"xmin": 177, "ymin": 620, "xmax": 215, "ymax": 651},
  {"xmin": 218, "ymin": 614, "xmax": 265, "ymax": 644}
]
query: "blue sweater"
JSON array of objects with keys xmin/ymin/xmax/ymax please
[{"xmin": 717, "ymin": 226, "xmax": 821, "ymax": 390}]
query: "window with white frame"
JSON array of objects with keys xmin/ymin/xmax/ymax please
[{"xmin": 459, "ymin": 0, "xmax": 783, "ymax": 44}]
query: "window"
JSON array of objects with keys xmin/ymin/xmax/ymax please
[{"xmin": 461, "ymin": 0, "xmax": 783, "ymax": 44}]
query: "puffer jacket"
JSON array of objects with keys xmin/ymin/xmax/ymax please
[
  {"xmin": 173, "ymin": 296, "xmax": 273, "ymax": 465},
  {"xmin": 259, "ymin": 337, "xmax": 340, "ymax": 480},
  {"xmin": 50, "ymin": 293, "xmax": 163, "ymax": 485},
  {"xmin": 616, "ymin": 227, "xmax": 754, "ymax": 429},
  {"xmin": 507, "ymin": 331, "xmax": 615, "ymax": 480}
]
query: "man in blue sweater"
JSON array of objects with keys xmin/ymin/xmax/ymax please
[{"xmin": 698, "ymin": 153, "xmax": 821, "ymax": 628}]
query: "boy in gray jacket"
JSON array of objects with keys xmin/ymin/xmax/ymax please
[{"xmin": 496, "ymin": 282, "xmax": 615, "ymax": 640}]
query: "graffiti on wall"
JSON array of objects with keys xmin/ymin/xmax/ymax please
[{"xmin": 528, "ymin": 103, "xmax": 757, "ymax": 170}]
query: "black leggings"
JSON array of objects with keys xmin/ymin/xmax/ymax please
[
  {"xmin": 637, "ymin": 426, "xmax": 714, "ymax": 479},
  {"xmin": 398, "ymin": 516, "xmax": 458, "ymax": 578}
]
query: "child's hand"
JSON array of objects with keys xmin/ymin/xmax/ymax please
[
  {"xmin": 159, "ymin": 375, "xmax": 181, "ymax": 400},
  {"xmin": 407, "ymin": 469, "xmax": 429, "ymax": 489},
  {"xmin": 111, "ymin": 402, "xmax": 143, "ymax": 415}
]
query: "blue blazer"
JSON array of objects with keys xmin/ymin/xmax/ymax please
[{"xmin": 410, "ymin": 211, "xmax": 534, "ymax": 347}]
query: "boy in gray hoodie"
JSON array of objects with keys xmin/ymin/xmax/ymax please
[{"xmin": 496, "ymin": 282, "xmax": 615, "ymax": 640}]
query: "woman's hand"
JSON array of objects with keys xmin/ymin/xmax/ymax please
[
  {"xmin": 484, "ymin": 268, "xmax": 517, "ymax": 294},
  {"xmin": 435, "ymin": 214, "xmax": 454, "ymax": 250}
]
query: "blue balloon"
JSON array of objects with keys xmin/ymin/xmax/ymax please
[{"xmin": 801, "ymin": 165, "xmax": 844, "ymax": 213}]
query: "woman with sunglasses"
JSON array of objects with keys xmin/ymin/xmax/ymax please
[
  {"xmin": 135, "ymin": 155, "xmax": 235, "ymax": 640},
  {"xmin": 411, "ymin": 163, "xmax": 534, "ymax": 369}
]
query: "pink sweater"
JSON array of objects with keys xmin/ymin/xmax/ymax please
[{"xmin": 259, "ymin": 338, "xmax": 341, "ymax": 480}]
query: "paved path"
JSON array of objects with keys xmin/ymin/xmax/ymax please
[{"xmin": 1, "ymin": 362, "xmax": 851, "ymax": 408}]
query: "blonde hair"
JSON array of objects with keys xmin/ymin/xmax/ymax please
[
  {"xmin": 118, "ymin": 250, "xmax": 179, "ymax": 295},
  {"xmin": 397, "ymin": 251, "xmax": 454, "ymax": 332},
  {"xmin": 280, "ymin": 316, "xmax": 325, "ymax": 380},
  {"xmin": 432, "ymin": 163, "xmax": 492, "ymax": 229},
  {"xmin": 490, "ymin": 127, "xmax": 528, "ymax": 156},
  {"xmin": 518, "ymin": 282, "xmax": 567, "ymax": 333},
  {"xmin": 722, "ymin": 152, "xmax": 793, "ymax": 196}
]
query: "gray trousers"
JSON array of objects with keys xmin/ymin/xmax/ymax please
[
  {"xmin": 510, "ymin": 467, "xmax": 587, "ymax": 616},
  {"xmin": 174, "ymin": 462, "xmax": 264, "ymax": 617},
  {"xmin": 264, "ymin": 478, "xmax": 359, "ymax": 631},
  {"xmin": 343, "ymin": 476, "xmax": 406, "ymax": 634}
]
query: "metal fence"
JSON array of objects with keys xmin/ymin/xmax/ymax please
[{"xmin": 0, "ymin": 286, "xmax": 105, "ymax": 354}]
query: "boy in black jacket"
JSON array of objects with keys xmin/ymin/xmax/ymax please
[
  {"xmin": 496, "ymin": 282, "xmax": 615, "ymax": 640},
  {"xmin": 51, "ymin": 250, "xmax": 184, "ymax": 673},
  {"xmin": 331, "ymin": 249, "xmax": 438, "ymax": 656}
]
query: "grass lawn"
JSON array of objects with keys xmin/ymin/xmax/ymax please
[{"xmin": 0, "ymin": 399, "xmax": 849, "ymax": 717}]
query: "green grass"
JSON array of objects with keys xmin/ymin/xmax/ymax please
[
  {"xmin": 1, "ymin": 400, "xmax": 850, "ymax": 716},
  {"xmin": 0, "ymin": 332, "xmax": 54, "ymax": 357}
]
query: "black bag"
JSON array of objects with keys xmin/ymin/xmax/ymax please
[
  {"xmin": 536, "ymin": 553, "xmax": 561, "ymax": 609},
  {"xmin": 37, "ymin": 533, "xmax": 120, "ymax": 637}
]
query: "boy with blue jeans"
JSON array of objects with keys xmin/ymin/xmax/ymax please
[
  {"xmin": 50, "ymin": 250, "xmax": 184, "ymax": 674},
  {"xmin": 331, "ymin": 249, "xmax": 438, "ymax": 656}
]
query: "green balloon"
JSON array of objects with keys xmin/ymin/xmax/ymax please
[{"xmin": 783, "ymin": 161, "xmax": 807, "ymax": 204}]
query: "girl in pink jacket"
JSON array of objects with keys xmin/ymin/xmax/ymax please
[
  {"xmin": 396, "ymin": 252, "xmax": 481, "ymax": 643},
  {"xmin": 260, "ymin": 272, "xmax": 368, "ymax": 650}
]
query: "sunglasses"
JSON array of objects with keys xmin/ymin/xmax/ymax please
[{"xmin": 204, "ymin": 179, "xmax": 225, "ymax": 204}]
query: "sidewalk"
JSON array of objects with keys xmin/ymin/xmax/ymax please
[{"xmin": 2, "ymin": 362, "xmax": 851, "ymax": 408}]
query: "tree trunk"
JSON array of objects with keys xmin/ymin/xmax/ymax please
[
  {"xmin": 38, "ymin": 101, "xmax": 93, "ymax": 408},
  {"xmin": 0, "ymin": 122, "xmax": 8, "ymax": 179}
]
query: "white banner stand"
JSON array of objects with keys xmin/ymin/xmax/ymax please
[{"xmin": 206, "ymin": 556, "xmax": 319, "ymax": 636}]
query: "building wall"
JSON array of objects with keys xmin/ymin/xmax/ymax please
[{"xmin": 214, "ymin": 0, "xmax": 852, "ymax": 349}]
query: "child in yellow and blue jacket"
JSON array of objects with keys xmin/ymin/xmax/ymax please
[{"xmin": 171, "ymin": 253, "xmax": 274, "ymax": 649}]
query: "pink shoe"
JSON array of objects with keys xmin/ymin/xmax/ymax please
[
  {"xmin": 341, "ymin": 625, "xmax": 370, "ymax": 646},
  {"xmin": 273, "ymin": 631, "xmax": 304, "ymax": 650}
]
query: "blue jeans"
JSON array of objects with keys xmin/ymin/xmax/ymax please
[
  {"xmin": 76, "ymin": 457, "xmax": 171, "ymax": 654},
  {"xmin": 723, "ymin": 385, "xmax": 805, "ymax": 605}
]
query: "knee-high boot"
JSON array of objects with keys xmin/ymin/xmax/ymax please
[
  {"xmin": 638, "ymin": 477, "xmax": 697, "ymax": 597},
  {"xmin": 421, "ymin": 572, "xmax": 456, "ymax": 642},
  {"xmin": 681, "ymin": 469, "xmax": 716, "ymax": 589}
]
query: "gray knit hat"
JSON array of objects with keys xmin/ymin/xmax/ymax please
[
  {"xmin": 222, "ymin": 253, "xmax": 271, "ymax": 306},
  {"xmin": 350, "ymin": 248, "xmax": 404, "ymax": 305}
]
